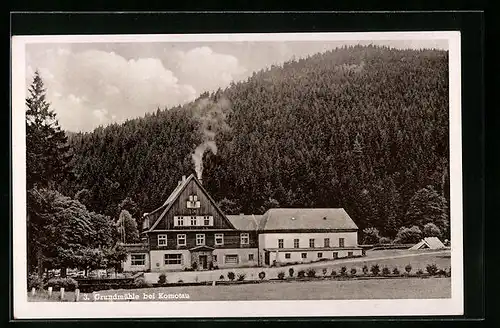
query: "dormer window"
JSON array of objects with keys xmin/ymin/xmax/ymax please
[{"xmin": 187, "ymin": 194, "xmax": 201, "ymax": 208}]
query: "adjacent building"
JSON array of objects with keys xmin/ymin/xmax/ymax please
[{"xmin": 122, "ymin": 174, "xmax": 363, "ymax": 272}]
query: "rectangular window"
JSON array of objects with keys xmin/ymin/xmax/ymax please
[
  {"xmin": 164, "ymin": 254, "xmax": 182, "ymax": 265},
  {"xmin": 131, "ymin": 254, "xmax": 146, "ymax": 266},
  {"xmin": 332, "ymin": 252, "xmax": 338, "ymax": 259},
  {"xmin": 213, "ymin": 255, "xmax": 217, "ymax": 262},
  {"xmin": 196, "ymin": 234, "xmax": 205, "ymax": 246},
  {"xmin": 215, "ymin": 233, "xmax": 224, "ymax": 245},
  {"xmin": 301, "ymin": 253, "xmax": 307, "ymax": 259},
  {"xmin": 348, "ymin": 251, "xmax": 354, "ymax": 257},
  {"xmin": 285, "ymin": 253, "xmax": 291, "ymax": 259},
  {"xmin": 225, "ymin": 254, "xmax": 238, "ymax": 264},
  {"xmin": 324, "ymin": 238, "xmax": 330, "ymax": 248},
  {"xmin": 309, "ymin": 239, "xmax": 315, "ymax": 248},
  {"xmin": 339, "ymin": 238, "xmax": 345, "ymax": 248},
  {"xmin": 204, "ymin": 216, "xmax": 211, "ymax": 226},
  {"xmin": 175, "ymin": 216, "xmax": 184, "ymax": 226},
  {"xmin": 157, "ymin": 234, "xmax": 167, "ymax": 246},
  {"xmin": 240, "ymin": 233, "xmax": 249, "ymax": 245},
  {"xmin": 248, "ymin": 254, "xmax": 254, "ymax": 261},
  {"xmin": 317, "ymin": 252, "xmax": 323, "ymax": 258},
  {"xmin": 190, "ymin": 216, "xmax": 197, "ymax": 226},
  {"xmin": 177, "ymin": 234, "xmax": 186, "ymax": 246},
  {"xmin": 294, "ymin": 239, "xmax": 300, "ymax": 248},
  {"xmin": 278, "ymin": 239, "xmax": 284, "ymax": 248},
  {"xmin": 186, "ymin": 195, "xmax": 201, "ymax": 208}
]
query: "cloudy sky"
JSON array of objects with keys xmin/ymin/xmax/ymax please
[{"xmin": 25, "ymin": 39, "xmax": 448, "ymax": 132}]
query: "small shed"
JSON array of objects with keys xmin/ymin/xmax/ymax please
[{"xmin": 409, "ymin": 237, "xmax": 446, "ymax": 250}]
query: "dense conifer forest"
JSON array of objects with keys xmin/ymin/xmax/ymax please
[{"xmin": 61, "ymin": 45, "xmax": 450, "ymax": 240}]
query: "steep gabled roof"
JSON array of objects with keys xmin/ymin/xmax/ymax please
[
  {"xmin": 147, "ymin": 174, "xmax": 235, "ymax": 232},
  {"xmin": 226, "ymin": 214, "xmax": 264, "ymax": 231},
  {"xmin": 259, "ymin": 208, "xmax": 358, "ymax": 231}
]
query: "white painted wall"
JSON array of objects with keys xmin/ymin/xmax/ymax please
[
  {"xmin": 258, "ymin": 232, "xmax": 360, "ymax": 266},
  {"xmin": 150, "ymin": 250, "xmax": 191, "ymax": 272},
  {"xmin": 259, "ymin": 232, "xmax": 358, "ymax": 250},
  {"xmin": 213, "ymin": 248, "xmax": 258, "ymax": 268}
]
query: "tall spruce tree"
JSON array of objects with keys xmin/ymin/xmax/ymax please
[{"xmin": 26, "ymin": 70, "xmax": 73, "ymax": 189}]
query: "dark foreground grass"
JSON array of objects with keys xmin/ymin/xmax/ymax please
[{"xmin": 28, "ymin": 277, "xmax": 450, "ymax": 302}]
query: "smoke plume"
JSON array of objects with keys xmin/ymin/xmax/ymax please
[{"xmin": 191, "ymin": 96, "xmax": 231, "ymax": 180}]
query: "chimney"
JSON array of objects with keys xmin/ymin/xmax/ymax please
[
  {"xmin": 182, "ymin": 175, "xmax": 186, "ymax": 182},
  {"xmin": 240, "ymin": 213, "xmax": 245, "ymax": 216},
  {"xmin": 199, "ymin": 178, "xmax": 203, "ymax": 185}
]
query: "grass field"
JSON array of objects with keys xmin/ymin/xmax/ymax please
[{"xmin": 28, "ymin": 277, "xmax": 451, "ymax": 302}]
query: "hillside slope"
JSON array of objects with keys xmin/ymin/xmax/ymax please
[{"xmin": 65, "ymin": 45, "xmax": 450, "ymax": 239}]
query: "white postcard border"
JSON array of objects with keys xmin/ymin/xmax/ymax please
[{"xmin": 12, "ymin": 31, "xmax": 463, "ymax": 319}]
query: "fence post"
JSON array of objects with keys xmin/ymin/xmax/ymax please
[
  {"xmin": 60, "ymin": 287, "xmax": 65, "ymax": 300},
  {"xmin": 31, "ymin": 287, "xmax": 36, "ymax": 296},
  {"xmin": 48, "ymin": 286, "xmax": 52, "ymax": 298},
  {"xmin": 75, "ymin": 289, "xmax": 80, "ymax": 302}
]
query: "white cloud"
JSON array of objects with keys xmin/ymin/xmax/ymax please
[
  {"xmin": 26, "ymin": 48, "xmax": 197, "ymax": 132},
  {"xmin": 174, "ymin": 46, "xmax": 247, "ymax": 92}
]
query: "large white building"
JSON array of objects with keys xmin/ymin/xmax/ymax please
[{"xmin": 122, "ymin": 174, "xmax": 363, "ymax": 272}]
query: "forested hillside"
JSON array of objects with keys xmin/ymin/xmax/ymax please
[{"xmin": 63, "ymin": 45, "xmax": 450, "ymax": 240}]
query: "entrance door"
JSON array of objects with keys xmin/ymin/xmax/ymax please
[
  {"xmin": 199, "ymin": 255, "xmax": 208, "ymax": 269},
  {"xmin": 264, "ymin": 251, "xmax": 270, "ymax": 266}
]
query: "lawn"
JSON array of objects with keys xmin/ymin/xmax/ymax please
[{"xmin": 28, "ymin": 276, "xmax": 450, "ymax": 302}]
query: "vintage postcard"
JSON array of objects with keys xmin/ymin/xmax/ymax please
[{"xmin": 12, "ymin": 31, "xmax": 463, "ymax": 318}]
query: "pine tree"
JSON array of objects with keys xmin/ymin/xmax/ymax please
[{"xmin": 26, "ymin": 70, "xmax": 73, "ymax": 189}]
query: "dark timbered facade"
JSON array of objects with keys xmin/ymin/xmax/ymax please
[{"xmin": 122, "ymin": 174, "xmax": 362, "ymax": 272}]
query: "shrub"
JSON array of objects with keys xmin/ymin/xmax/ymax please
[
  {"xmin": 133, "ymin": 277, "xmax": 152, "ymax": 288},
  {"xmin": 362, "ymin": 227, "xmax": 380, "ymax": 244},
  {"xmin": 423, "ymin": 223, "xmax": 442, "ymax": 238},
  {"xmin": 27, "ymin": 273, "xmax": 44, "ymax": 290},
  {"xmin": 330, "ymin": 270, "xmax": 337, "ymax": 276},
  {"xmin": 46, "ymin": 277, "xmax": 78, "ymax": 291},
  {"xmin": 437, "ymin": 269, "xmax": 447, "ymax": 276},
  {"xmin": 362, "ymin": 265, "xmax": 369, "ymax": 275},
  {"xmin": 446, "ymin": 268, "xmax": 451, "ymax": 277},
  {"xmin": 382, "ymin": 267, "xmax": 391, "ymax": 276},
  {"xmin": 322, "ymin": 268, "xmax": 328, "ymax": 276},
  {"xmin": 379, "ymin": 237, "xmax": 392, "ymax": 244},
  {"xmin": 394, "ymin": 226, "xmax": 422, "ymax": 244},
  {"xmin": 192, "ymin": 262, "xmax": 198, "ymax": 270},
  {"xmin": 405, "ymin": 264, "xmax": 412, "ymax": 274},
  {"xmin": 306, "ymin": 268, "xmax": 316, "ymax": 277},
  {"xmin": 237, "ymin": 273, "xmax": 246, "ymax": 281},
  {"xmin": 350, "ymin": 268, "xmax": 357, "ymax": 275},
  {"xmin": 219, "ymin": 275, "xmax": 224, "ymax": 280},
  {"xmin": 393, "ymin": 268, "xmax": 400, "ymax": 275},
  {"xmin": 177, "ymin": 279, "xmax": 184, "ymax": 283},
  {"xmin": 370, "ymin": 264, "xmax": 380, "ymax": 276},
  {"xmin": 227, "ymin": 272, "xmax": 235, "ymax": 281},
  {"xmin": 158, "ymin": 273, "xmax": 167, "ymax": 285},
  {"xmin": 340, "ymin": 266, "xmax": 347, "ymax": 276},
  {"xmin": 258, "ymin": 271, "xmax": 266, "ymax": 280},
  {"xmin": 426, "ymin": 264, "xmax": 439, "ymax": 276},
  {"xmin": 277, "ymin": 271, "xmax": 285, "ymax": 280},
  {"xmin": 288, "ymin": 267, "xmax": 294, "ymax": 277},
  {"xmin": 297, "ymin": 270, "xmax": 306, "ymax": 278},
  {"xmin": 416, "ymin": 269, "xmax": 424, "ymax": 275}
]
